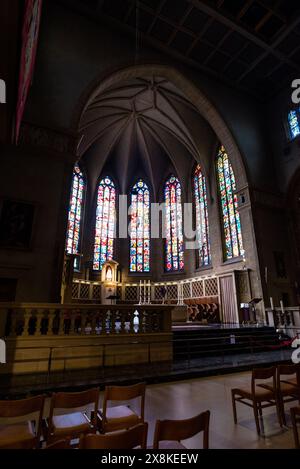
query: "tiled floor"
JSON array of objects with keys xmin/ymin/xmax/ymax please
[{"xmin": 39, "ymin": 371, "xmax": 297, "ymax": 449}]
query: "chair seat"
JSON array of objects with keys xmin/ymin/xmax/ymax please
[
  {"xmin": 52, "ymin": 412, "xmax": 90, "ymax": 436},
  {"xmin": 232, "ymin": 386, "xmax": 274, "ymax": 401},
  {"xmin": 156, "ymin": 441, "xmax": 186, "ymax": 450},
  {"xmin": 0, "ymin": 421, "xmax": 35, "ymax": 449},
  {"xmin": 282, "ymin": 378, "xmax": 298, "ymax": 388},
  {"xmin": 280, "ymin": 382, "xmax": 300, "ymax": 397},
  {"xmin": 99, "ymin": 405, "xmax": 140, "ymax": 431}
]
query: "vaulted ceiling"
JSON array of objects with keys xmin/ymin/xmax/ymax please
[
  {"xmin": 58, "ymin": 0, "xmax": 300, "ymax": 99},
  {"xmin": 80, "ymin": 76, "xmax": 216, "ymax": 196}
]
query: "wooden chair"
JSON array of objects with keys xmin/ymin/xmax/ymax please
[
  {"xmin": 47, "ymin": 388, "xmax": 99, "ymax": 444},
  {"xmin": 290, "ymin": 406, "xmax": 300, "ymax": 449},
  {"xmin": 44, "ymin": 438, "xmax": 71, "ymax": 449},
  {"xmin": 0, "ymin": 394, "xmax": 44, "ymax": 449},
  {"xmin": 98, "ymin": 382, "xmax": 145, "ymax": 433},
  {"xmin": 153, "ymin": 410, "xmax": 210, "ymax": 449},
  {"xmin": 231, "ymin": 367, "xmax": 282, "ymax": 435},
  {"xmin": 79, "ymin": 423, "xmax": 148, "ymax": 449},
  {"xmin": 277, "ymin": 364, "xmax": 300, "ymax": 425}
]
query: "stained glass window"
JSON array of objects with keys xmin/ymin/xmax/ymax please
[
  {"xmin": 93, "ymin": 176, "xmax": 116, "ymax": 270},
  {"xmin": 164, "ymin": 175, "xmax": 184, "ymax": 271},
  {"xmin": 216, "ymin": 146, "xmax": 244, "ymax": 260},
  {"xmin": 129, "ymin": 179, "xmax": 150, "ymax": 272},
  {"xmin": 66, "ymin": 164, "xmax": 85, "ymax": 268},
  {"xmin": 288, "ymin": 109, "xmax": 300, "ymax": 140},
  {"xmin": 193, "ymin": 164, "xmax": 210, "ymax": 267}
]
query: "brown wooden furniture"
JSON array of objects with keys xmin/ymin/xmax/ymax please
[
  {"xmin": 153, "ymin": 410, "xmax": 210, "ymax": 449},
  {"xmin": 98, "ymin": 382, "xmax": 145, "ymax": 433},
  {"xmin": 44, "ymin": 438, "xmax": 71, "ymax": 449},
  {"xmin": 231, "ymin": 366, "xmax": 282, "ymax": 435},
  {"xmin": 47, "ymin": 388, "xmax": 99, "ymax": 444},
  {"xmin": 290, "ymin": 406, "xmax": 300, "ymax": 449},
  {"xmin": 79, "ymin": 423, "xmax": 148, "ymax": 449},
  {"xmin": 277, "ymin": 364, "xmax": 300, "ymax": 425},
  {"xmin": 0, "ymin": 394, "xmax": 44, "ymax": 449}
]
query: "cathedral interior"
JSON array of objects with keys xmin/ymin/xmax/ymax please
[{"xmin": 1, "ymin": 0, "xmax": 300, "ymax": 454}]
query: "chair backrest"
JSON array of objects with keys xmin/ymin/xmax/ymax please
[
  {"xmin": 153, "ymin": 410, "xmax": 210, "ymax": 449},
  {"xmin": 102, "ymin": 382, "xmax": 145, "ymax": 420},
  {"xmin": 48, "ymin": 388, "xmax": 99, "ymax": 430},
  {"xmin": 79, "ymin": 423, "xmax": 148, "ymax": 449},
  {"xmin": 290, "ymin": 406, "xmax": 300, "ymax": 449},
  {"xmin": 277, "ymin": 364, "xmax": 300, "ymax": 382},
  {"xmin": 252, "ymin": 366, "xmax": 276, "ymax": 394},
  {"xmin": 0, "ymin": 394, "xmax": 45, "ymax": 447}
]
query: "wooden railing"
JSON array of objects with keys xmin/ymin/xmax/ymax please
[{"xmin": 0, "ymin": 303, "xmax": 173, "ymax": 338}]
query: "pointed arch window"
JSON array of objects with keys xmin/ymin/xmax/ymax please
[
  {"xmin": 288, "ymin": 108, "xmax": 300, "ymax": 140},
  {"xmin": 66, "ymin": 164, "xmax": 86, "ymax": 266},
  {"xmin": 193, "ymin": 164, "xmax": 210, "ymax": 267},
  {"xmin": 164, "ymin": 175, "xmax": 184, "ymax": 272},
  {"xmin": 93, "ymin": 176, "xmax": 116, "ymax": 270},
  {"xmin": 129, "ymin": 179, "xmax": 150, "ymax": 273},
  {"xmin": 216, "ymin": 146, "xmax": 244, "ymax": 260}
]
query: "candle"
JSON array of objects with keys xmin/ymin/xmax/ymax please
[
  {"xmin": 280, "ymin": 300, "xmax": 284, "ymax": 314},
  {"xmin": 264, "ymin": 266, "xmax": 268, "ymax": 284},
  {"xmin": 270, "ymin": 297, "xmax": 274, "ymax": 310},
  {"xmin": 139, "ymin": 280, "xmax": 142, "ymax": 304}
]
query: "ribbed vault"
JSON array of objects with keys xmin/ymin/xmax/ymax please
[{"xmin": 79, "ymin": 75, "xmax": 217, "ymax": 198}]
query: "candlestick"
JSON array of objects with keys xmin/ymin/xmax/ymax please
[
  {"xmin": 270, "ymin": 297, "xmax": 274, "ymax": 310},
  {"xmin": 280, "ymin": 300, "xmax": 284, "ymax": 314}
]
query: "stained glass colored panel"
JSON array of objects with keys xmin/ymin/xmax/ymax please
[
  {"xmin": 164, "ymin": 175, "xmax": 184, "ymax": 272},
  {"xmin": 66, "ymin": 164, "xmax": 85, "ymax": 261},
  {"xmin": 129, "ymin": 179, "xmax": 150, "ymax": 272},
  {"xmin": 194, "ymin": 164, "xmax": 210, "ymax": 266},
  {"xmin": 288, "ymin": 109, "xmax": 300, "ymax": 139},
  {"xmin": 216, "ymin": 146, "xmax": 243, "ymax": 260},
  {"xmin": 93, "ymin": 176, "xmax": 116, "ymax": 270}
]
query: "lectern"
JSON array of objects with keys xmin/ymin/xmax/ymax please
[{"xmin": 249, "ymin": 298, "xmax": 262, "ymax": 322}]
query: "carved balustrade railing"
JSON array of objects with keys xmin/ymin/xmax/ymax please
[
  {"xmin": 265, "ymin": 307, "xmax": 300, "ymax": 336},
  {"xmin": 0, "ymin": 304, "xmax": 172, "ymax": 338}
]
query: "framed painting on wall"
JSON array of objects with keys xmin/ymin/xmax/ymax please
[{"xmin": 0, "ymin": 199, "xmax": 35, "ymax": 250}]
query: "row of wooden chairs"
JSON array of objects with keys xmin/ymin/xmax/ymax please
[
  {"xmin": 0, "ymin": 382, "xmax": 210, "ymax": 449},
  {"xmin": 231, "ymin": 364, "xmax": 300, "ymax": 440},
  {"xmin": 46, "ymin": 411, "xmax": 210, "ymax": 450},
  {"xmin": 2, "ymin": 409, "xmax": 210, "ymax": 450},
  {"xmin": 0, "ymin": 382, "xmax": 144, "ymax": 449}
]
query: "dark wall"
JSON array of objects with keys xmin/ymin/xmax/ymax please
[{"xmin": 25, "ymin": 0, "xmax": 275, "ymax": 191}]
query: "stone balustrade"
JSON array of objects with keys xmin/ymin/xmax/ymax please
[
  {"xmin": 265, "ymin": 307, "xmax": 300, "ymax": 336},
  {"xmin": 0, "ymin": 303, "xmax": 172, "ymax": 338},
  {"xmin": 0, "ymin": 303, "xmax": 173, "ymax": 375}
]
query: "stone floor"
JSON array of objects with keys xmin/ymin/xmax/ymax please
[{"xmin": 139, "ymin": 372, "xmax": 297, "ymax": 449}]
